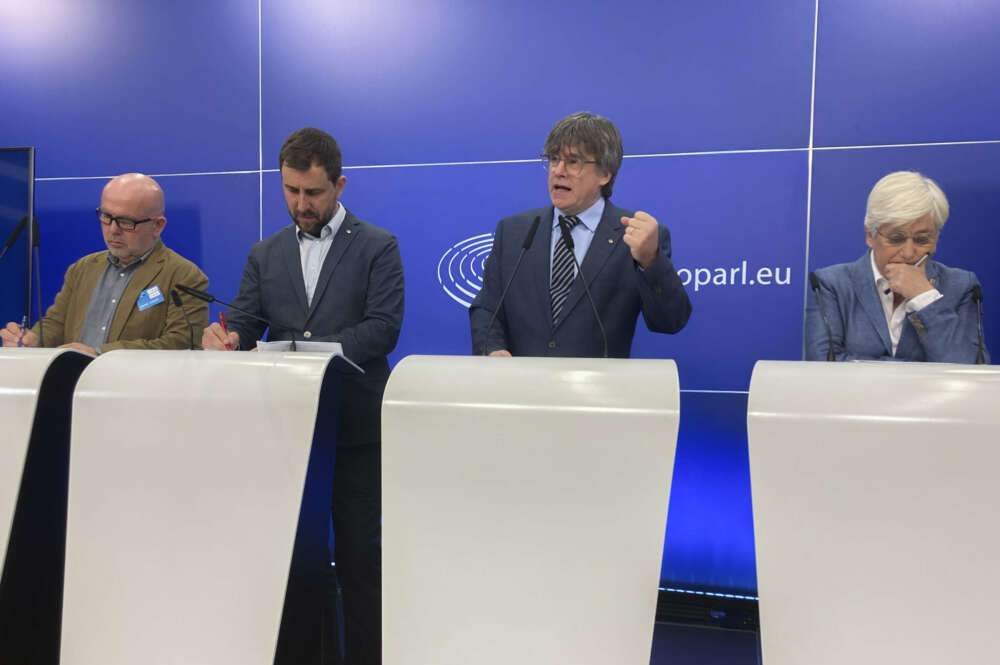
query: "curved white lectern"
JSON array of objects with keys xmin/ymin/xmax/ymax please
[
  {"xmin": 60, "ymin": 350, "xmax": 353, "ymax": 665},
  {"xmin": 0, "ymin": 348, "xmax": 92, "ymax": 665},
  {"xmin": 1, "ymin": 349, "xmax": 86, "ymax": 569},
  {"xmin": 748, "ymin": 360, "xmax": 1000, "ymax": 665},
  {"xmin": 382, "ymin": 355, "xmax": 680, "ymax": 665}
]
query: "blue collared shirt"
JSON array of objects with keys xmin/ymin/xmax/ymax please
[
  {"xmin": 78, "ymin": 242, "xmax": 158, "ymax": 351},
  {"xmin": 550, "ymin": 197, "xmax": 605, "ymax": 282},
  {"xmin": 297, "ymin": 202, "xmax": 346, "ymax": 306}
]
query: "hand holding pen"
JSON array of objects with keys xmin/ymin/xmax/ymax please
[
  {"xmin": 883, "ymin": 253, "xmax": 933, "ymax": 298},
  {"xmin": 0, "ymin": 319, "xmax": 39, "ymax": 347},
  {"xmin": 201, "ymin": 315, "xmax": 240, "ymax": 351},
  {"xmin": 219, "ymin": 312, "xmax": 232, "ymax": 350}
]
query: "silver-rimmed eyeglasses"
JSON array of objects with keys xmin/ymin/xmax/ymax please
[
  {"xmin": 874, "ymin": 227, "xmax": 938, "ymax": 247},
  {"xmin": 540, "ymin": 153, "xmax": 597, "ymax": 176}
]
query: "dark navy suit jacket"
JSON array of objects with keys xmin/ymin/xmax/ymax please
[
  {"xmin": 469, "ymin": 201, "xmax": 691, "ymax": 358},
  {"xmin": 805, "ymin": 252, "xmax": 988, "ymax": 363},
  {"xmin": 226, "ymin": 210, "xmax": 405, "ymax": 444}
]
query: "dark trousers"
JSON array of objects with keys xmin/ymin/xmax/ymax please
[{"xmin": 332, "ymin": 443, "xmax": 381, "ymax": 665}]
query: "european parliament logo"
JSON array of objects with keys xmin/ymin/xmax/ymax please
[
  {"xmin": 436, "ymin": 232, "xmax": 796, "ymax": 307},
  {"xmin": 437, "ymin": 233, "xmax": 493, "ymax": 307}
]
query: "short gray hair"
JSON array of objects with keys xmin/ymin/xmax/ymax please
[
  {"xmin": 544, "ymin": 112, "xmax": 623, "ymax": 198},
  {"xmin": 864, "ymin": 171, "xmax": 949, "ymax": 235}
]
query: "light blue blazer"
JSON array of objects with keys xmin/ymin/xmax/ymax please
[{"xmin": 805, "ymin": 252, "xmax": 988, "ymax": 363}]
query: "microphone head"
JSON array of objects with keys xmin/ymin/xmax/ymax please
[
  {"xmin": 170, "ymin": 289, "xmax": 184, "ymax": 307},
  {"xmin": 175, "ymin": 284, "xmax": 213, "ymax": 302},
  {"xmin": 808, "ymin": 271, "xmax": 820, "ymax": 291},
  {"xmin": 522, "ymin": 216, "xmax": 541, "ymax": 250},
  {"xmin": 4, "ymin": 215, "xmax": 29, "ymax": 249},
  {"xmin": 972, "ymin": 284, "xmax": 983, "ymax": 302}
]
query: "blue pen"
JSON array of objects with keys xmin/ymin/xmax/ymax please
[{"xmin": 17, "ymin": 315, "xmax": 27, "ymax": 347}]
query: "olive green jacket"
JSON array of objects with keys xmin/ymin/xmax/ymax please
[{"xmin": 31, "ymin": 240, "xmax": 209, "ymax": 351}]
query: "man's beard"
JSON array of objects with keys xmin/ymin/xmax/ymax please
[
  {"xmin": 106, "ymin": 240, "xmax": 145, "ymax": 266},
  {"xmin": 292, "ymin": 204, "xmax": 335, "ymax": 237}
]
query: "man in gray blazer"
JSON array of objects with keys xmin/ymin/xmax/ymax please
[
  {"xmin": 470, "ymin": 111, "xmax": 691, "ymax": 357},
  {"xmin": 806, "ymin": 170, "xmax": 988, "ymax": 363},
  {"xmin": 203, "ymin": 127, "xmax": 404, "ymax": 664}
]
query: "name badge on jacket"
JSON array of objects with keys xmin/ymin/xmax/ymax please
[{"xmin": 137, "ymin": 286, "xmax": 165, "ymax": 311}]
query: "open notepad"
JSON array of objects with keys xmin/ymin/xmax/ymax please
[{"xmin": 254, "ymin": 340, "xmax": 364, "ymax": 373}]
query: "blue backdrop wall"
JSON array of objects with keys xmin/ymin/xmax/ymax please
[{"xmin": 2, "ymin": 0, "xmax": 998, "ymax": 596}]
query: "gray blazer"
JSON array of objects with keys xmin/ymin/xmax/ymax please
[
  {"xmin": 226, "ymin": 210, "xmax": 405, "ymax": 444},
  {"xmin": 805, "ymin": 252, "xmax": 988, "ymax": 363}
]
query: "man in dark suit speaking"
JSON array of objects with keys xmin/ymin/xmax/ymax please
[
  {"xmin": 470, "ymin": 112, "xmax": 691, "ymax": 357},
  {"xmin": 202, "ymin": 127, "xmax": 404, "ymax": 664}
]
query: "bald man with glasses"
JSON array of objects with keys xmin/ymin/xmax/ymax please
[{"xmin": 1, "ymin": 173, "xmax": 209, "ymax": 353}]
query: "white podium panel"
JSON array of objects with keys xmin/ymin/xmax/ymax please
[
  {"xmin": 1, "ymin": 348, "xmax": 92, "ymax": 665},
  {"xmin": 0, "ymin": 348, "xmax": 88, "ymax": 568},
  {"xmin": 382, "ymin": 355, "xmax": 680, "ymax": 665},
  {"xmin": 748, "ymin": 361, "xmax": 1000, "ymax": 665},
  {"xmin": 60, "ymin": 350, "xmax": 340, "ymax": 665}
]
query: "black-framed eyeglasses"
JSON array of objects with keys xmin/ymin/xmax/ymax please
[
  {"xmin": 95, "ymin": 207, "xmax": 156, "ymax": 232},
  {"xmin": 540, "ymin": 153, "xmax": 598, "ymax": 176},
  {"xmin": 874, "ymin": 227, "xmax": 938, "ymax": 247}
]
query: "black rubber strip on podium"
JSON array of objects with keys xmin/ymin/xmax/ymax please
[{"xmin": 0, "ymin": 351, "xmax": 92, "ymax": 665}]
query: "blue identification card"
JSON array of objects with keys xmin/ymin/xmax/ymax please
[{"xmin": 137, "ymin": 285, "xmax": 165, "ymax": 311}]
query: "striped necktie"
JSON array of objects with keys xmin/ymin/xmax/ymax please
[{"xmin": 550, "ymin": 215, "xmax": 581, "ymax": 324}]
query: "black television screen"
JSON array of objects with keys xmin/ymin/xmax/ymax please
[{"xmin": 0, "ymin": 147, "xmax": 34, "ymax": 327}]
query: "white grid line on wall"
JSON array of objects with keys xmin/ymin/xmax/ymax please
[
  {"xmin": 32, "ymin": 138, "xmax": 1000, "ymax": 183},
  {"xmin": 801, "ymin": 0, "xmax": 821, "ymax": 348}
]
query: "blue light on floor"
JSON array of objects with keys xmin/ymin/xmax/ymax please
[{"xmin": 659, "ymin": 586, "xmax": 758, "ymax": 602}]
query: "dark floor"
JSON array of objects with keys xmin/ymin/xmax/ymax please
[{"xmin": 650, "ymin": 622, "xmax": 761, "ymax": 665}]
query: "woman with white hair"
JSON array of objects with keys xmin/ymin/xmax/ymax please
[{"xmin": 805, "ymin": 171, "xmax": 988, "ymax": 363}]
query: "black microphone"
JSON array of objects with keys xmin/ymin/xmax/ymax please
[
  {"xmin": 175, "ymin": 284, "xmax": 272, "ymax": 328},
  {"xmin": 557, "ymin": 215, "xmax": 608, "ymax": 358},
  {"xmin": 0, "ymin": 216, "xmax": 31, "ymax": 261},
  {"xmin": 170, "ymin": 289, "xmax": 195, "ymax": 350},
  {"xmin": 972, "ymin": 284, "xmax": 985, "ymax": 365},
  {"xmin": 481, "ymin": 216, "xmax": 541, "ymax": 356},
  {"xmin": 809, "ymin": 272, "xmax": 836, "ymax": 361},
  {"xmin": 175, "ymin": 284, "xmax": 280, "ymax": 350},
  {"xmin": 34, "ymin": 230, "xmax": 44, "ymax": 347}
]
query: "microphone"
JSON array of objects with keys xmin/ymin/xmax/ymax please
[
  {"xmin": 175, "ymin": 284, "xmax": 272, "ymax": 328},
  {"xmin": 557, "ymin": 215, "xmax": 608, "ymax": 358},
  {"xmin": 481, "ymin": 216, "xmax": 541, "ymax": 356},
  {"xmin": 170, "ymin": 289, "xmax": 195, "ymax": 350},
  {"xmin": 0, "ymin": 216, "xmax": 32, "ymax": 261},
  {"xmin": 175, "ymin": 284, "xmax": 281, "ymax": 350},
  {"xmin": 32, "ymin": 216, "xmax": 42, "ymax": 345},
  {"xmin": 809, "ymin": 272, "xmax": 836, "ymax": 361},
  {"xmin": 972, "ymin": 284, "xmax": 985, "ymax": 365}
]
